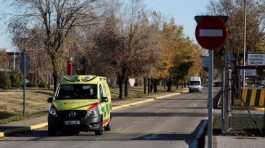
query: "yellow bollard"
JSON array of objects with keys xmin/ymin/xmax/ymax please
[
  {"xmin": 241, "ymin": 88, "xmax": 248, "ymax": 105},
  {"xmin": 259, "ymin": 89, "xmax": 265, "ymax": 107},
  {"xmin": 250, "ymin": 88, "xmax": 257, "ymax": 106}
]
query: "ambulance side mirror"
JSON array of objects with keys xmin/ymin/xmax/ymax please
[{"xmin": 101, "ymin": 96, "xmax": 108, "ymax": 102}]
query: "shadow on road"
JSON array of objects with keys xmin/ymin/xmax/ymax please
[
  {"xmin": 0, "ymin": 126, "xmax": 30, "ymax": 134},
  {"xmin": 5, "ymin": 130, "xmax": 193, "ymax": 143},
  {"xmin": 158, "ymin": 106, "xmax": 207, "ymax": 110},
  {"xmin": 0, "ymin": 112, "xmax": 14, "ymax": 120},
  {"xmin": 133, "ymin": 133, "xmax": 191, "ymax": 141},
  {"xmin": 112, "ymin": 112, "xmax": 208, "ymax": 117},
  {"xmin": 158, "ymin": 98, "xmax": 207, "ymax": 101}
]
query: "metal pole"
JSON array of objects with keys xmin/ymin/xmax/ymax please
[
  {"xmin": 222, "ymin": 48, "xmax": 227, "ymax": 132},
  {"xmin": 222, "ymin": 66, "xmax": 226, "ymax": 132},
  {"xmin": 226, "ymin": 65, "xmax": 233, "ymax": 130},
  {"xmin": 22, "ymin": 50, "xmax": 26, "ymax": 116},
  {"xmin": 243, "ymin": 0, "xmax": 247, "ymax": 87},
  {"xmin": 208, "ymin": 50, "xmax": 214, "ymax": 148},
  {"xmin": 13, "ymin": 52, "xmax": 16, "ymax": 71}
]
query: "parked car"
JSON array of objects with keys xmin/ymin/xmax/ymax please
[{"xmin": 188, "ymin": 76, "xmax": 203, "ymax": 93}]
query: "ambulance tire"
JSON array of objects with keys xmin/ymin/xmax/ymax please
[
  {"xmin": 104, "ymin": 117, "xmax": 111, "ymax": 131},
  {"xmin": 95, "ymin": 126, "xmax": 103, "ymax": 136},
  {"xmin": 48, "ymin": 123, "xmax": 57, "ymax": 136},
  {"xmin": 95, "ymin": 117, "xmax": 104, "ymax": 136},
  {"xmin": 66, "ymin": 129, "xmax": 80, "ymax": 136}
]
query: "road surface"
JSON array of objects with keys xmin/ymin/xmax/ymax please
[{"xmin": 0, "ymin": 89, "xmax": 215, "ymax": 148}]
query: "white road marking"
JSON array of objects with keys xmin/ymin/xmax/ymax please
[{"xmin": 199, "ymin": 29, "xmax": 223, "ymax": 37}]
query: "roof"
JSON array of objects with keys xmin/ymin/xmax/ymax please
[{"xmin": 61, "ymin": 75, "xmax": 106, "ymax": 84}]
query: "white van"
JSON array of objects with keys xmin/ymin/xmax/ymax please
[{"xmin": 188, "ymin": 76, "xmax": 202, "ymax": 92}]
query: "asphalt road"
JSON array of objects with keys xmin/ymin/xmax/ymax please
[{"xmin": 0, "ymin": 88, "xmax": 215, "ymax": 148}]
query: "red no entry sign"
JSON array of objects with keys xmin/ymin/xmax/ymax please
[{"xmin": 195, "ymin": 16, "xmax": 228, "ymax": 50}]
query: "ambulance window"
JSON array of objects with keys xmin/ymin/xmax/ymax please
[
  {"xmin": 99, "ymin": 85, "xmax": 107, "ymax": 99},
  {"xmin": 57, "ymin": 84, "xmax": 97, "ymax": 99},
  {"xmin": 102, "ymin": 83, "xmax": 109, "ymax": 97}
]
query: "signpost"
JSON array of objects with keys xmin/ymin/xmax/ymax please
[
  {"xmin": 20, "ymin": 50, "xmax": 30, "ymax": 116},
  {"xmin": 195, "ymin": 16, "xmax": 228, "ymax": 148}
]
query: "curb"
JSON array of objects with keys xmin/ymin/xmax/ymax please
[
  {"xmin": 232, "ymin": 106, "xmax": 265, "ymax": 112},
  {"xmin": 112, "ymin": 93, "xmax": 180, "ymax": 111},
  {"xmin": 30, "ymin": 122, "xmax": 48, "ymax": 130},
  {"xmin": 0, "ymin": 132, "xmax": 4, "ymax": 139},
  {"xmin": 0, "ymin": 91, "xmax": 186, "ymax": 139},
  {"xmin": 0, "ymin": 122, "xmax": 49, "ymax": 139},
  {"xmin": 254, "ymin": 108, "xmax": 264, "ymax": 112}
]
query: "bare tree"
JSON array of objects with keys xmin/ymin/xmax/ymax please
[
  {"xmin": 0, "ymin": 50, "xmax": 9, "ymax": 70},
  {"xmin": 9, "ymin": 0, "xmax": 102, "ymax": 91}
]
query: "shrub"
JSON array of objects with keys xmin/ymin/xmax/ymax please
[
  {"xmin": 38, "ymin": 81, "xmax": 47, "ymax": 88},
  {"xmin": 0, "ymin": 71, "xmax": 11, "ymax": 89},
  {"xmin": 10, "ymin": 72, "xmax": 21, "ymax": 88}
]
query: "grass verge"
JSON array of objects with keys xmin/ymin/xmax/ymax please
[
  {"xmin": 0, "ymin": 111, "xmax": 47, "ymax": 125},
  {"xmin": 213, "ymin": 112, "xmax": 265, "ymax": 136},
  {"xmin": 0, "ymin": 86, "xmax": 184, "ymax": 124}
]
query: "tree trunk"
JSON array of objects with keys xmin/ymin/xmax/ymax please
[
  {"xmin": 176, "ymin": 81, "xmax": 179, "ymax": 89},
  {"xmin": 124, "ymin": 75, "xmax": 128, "ymax": 97},
  {"xmin": 119, "ymin": 66, "xmax": 128, "ymax": 99},
  {"xmin": 51, "ymin": 57, "xmax": 60, "ymax": 92},
  {"xmin": 123, "ymin": 67, "xmax": 128, "ymax": 98},
  {"xmin": 147, "ymin": 78, "xmax": 151, "ymax": 94},
  {"xmin": 118, "ymin": 74, "xmax": 123, "ymax": 99},
  {"xmin": 167, "ymin": 78, "xmax": 172, "ymax": 92},
  {"xmin": 143, "ymin": 77, "xmax": 147, "ymax": 94},
  {"xmin": 150, "ymin": 78, "xmax": 154, "ymax": 93},
  {"xmin": 154, "ymin": 79, "xmax": 158, "ymax": 93},
  {"xmin": 53, "ymin": 72, "xmax": 57, "ymax": 92},
  {"xmin": 163, "ymin": 79, "xmax": 166, "ymax": 90}
]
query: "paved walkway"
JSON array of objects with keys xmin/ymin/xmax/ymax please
[{"xmin": 212, "ymin": 136, "xmax": 265, "ymax": 148}]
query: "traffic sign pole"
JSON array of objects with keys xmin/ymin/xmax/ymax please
[
  {"xmin": 195, "ymin": 15, "xmax": 228, "ymax": 148},
  {"xmin": 208, "ymin": 50, "xmax": 214, "ymax": 148},
  {"xmin": 22, "ymin": 49, "xmax": 26, "ymax": 116}
]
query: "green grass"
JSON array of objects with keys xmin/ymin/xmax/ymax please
[
  {"xmin": 111, "ymin": 86, "xmax": 184, "ymax": 100},
  {"xmin": 0, "ymin": 111, "xmax": 47, "ymax": 125},
  {"xmin": 0, "ymin": 86, "xmax": 185, "ymax": 124}
]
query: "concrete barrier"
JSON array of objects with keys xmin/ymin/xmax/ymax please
[{"xmin": 241, "ymin": 88, "xmax": 265, "ymax": 107}]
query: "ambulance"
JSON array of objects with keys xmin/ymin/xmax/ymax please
[{"xmin": 47, "ymin": 75, "xmax": 112, "ymax": 136}]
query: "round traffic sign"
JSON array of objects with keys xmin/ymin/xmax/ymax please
[{"xmin": 195, "ymin": 16, "xmax": 227, "ymax": 50}]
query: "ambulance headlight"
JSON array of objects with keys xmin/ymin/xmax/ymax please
[
  {"xmin": 86, "ymin": 108, "xmax": 99, "ymax": 118},
  {"xmin": 48, "ymin": 105, "xmax": 58, "ymax": 117}
]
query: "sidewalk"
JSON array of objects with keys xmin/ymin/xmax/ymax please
[
  {"xmin": 213, "ymin": 136, "xmax": 265, "ymax": 148},
  {"xmin": 0, "ymin": 91, "xmax": 186, "ymax": 138}
]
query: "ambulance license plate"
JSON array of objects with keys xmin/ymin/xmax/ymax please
[{"xmin": 64, "ymin": 120, "xmax": 80, "ymax": 125}]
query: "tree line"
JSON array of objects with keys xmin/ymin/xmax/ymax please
[
  {"xmin": 207, "ymin": 0, "xmax": 265, "ymax": 68},
  {"xmin": 207, "ymin": 0, "xmax": 265, "ymax": 98},
  {"xmin": 6, "ymin": 0, "xmax": 203, "ymax": 98}
]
